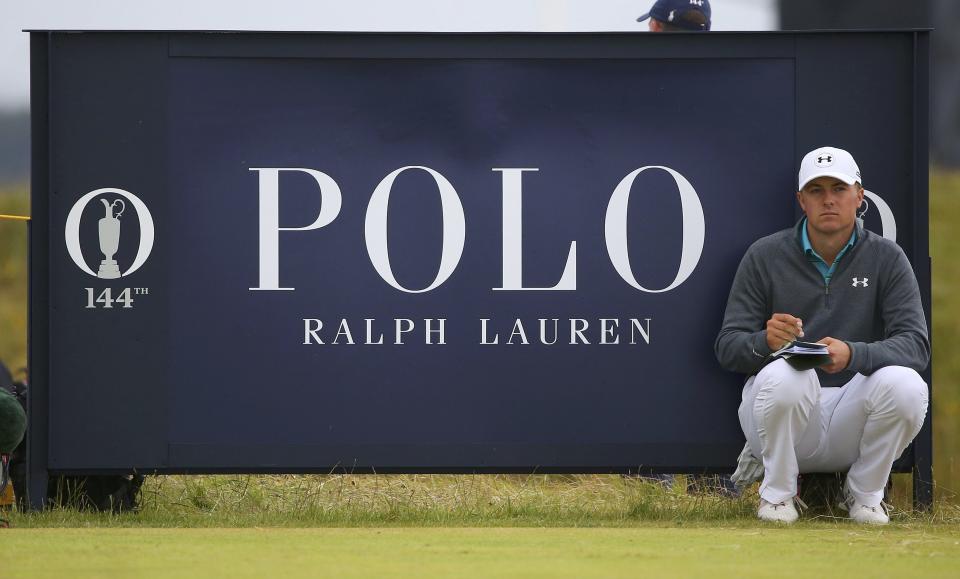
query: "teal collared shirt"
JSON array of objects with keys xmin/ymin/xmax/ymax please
[{"xmin": 801, "ymin": 217, "xmax": 857, "ymax": 284}]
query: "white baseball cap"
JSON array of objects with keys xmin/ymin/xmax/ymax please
[{"xmin": 798, "ymin": 146, "xmax": 862, "ymax": 190}]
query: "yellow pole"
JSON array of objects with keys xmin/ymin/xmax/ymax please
[{"xmin": 0, "ymin": 214, "xmax": 30, "ymax": 222}]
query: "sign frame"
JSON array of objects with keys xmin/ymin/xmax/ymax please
[{"xmin": 27, "ymin": 30, "xmax": 932, "ymax": 510}]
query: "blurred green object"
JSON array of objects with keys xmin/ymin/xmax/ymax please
[{"xmin": 0, "ymin": 388, "xmax": 26, "ymax": 454}]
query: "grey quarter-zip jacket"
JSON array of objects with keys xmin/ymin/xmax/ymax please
[{"xmin": 715, "ymin": 218, "xmax": 929, "ymax": 388}]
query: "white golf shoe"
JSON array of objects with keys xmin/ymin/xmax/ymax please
[
  {"xmin": 757, "ymin": 498, "xmax": 799, "ymax": 523},
  {"xmin": 838, "ymin": 481, "xmax": 890, "ymax": 525},
  {"xmin": 839, "ymin": 493, "xmax": 890, "ymax": 525}
]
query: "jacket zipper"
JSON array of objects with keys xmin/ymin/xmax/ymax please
[{"xmin": 825, "ymin": 280, "xmax": 831, "ymax": 309}]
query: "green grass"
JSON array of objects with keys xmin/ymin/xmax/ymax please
[
  {"xmin": 6, "ymin": 474, "xmax": 960, "ymax": 577},
  {"xmin": 3, "ymin": 527, "xmax": 960, "ymax": 579},
  {"xmin": 931, "ymin": 169, "xmax": 960, "ymax": 495},
  {"xmin": 6, "ymin": 473, "xmax": 960, "ymax": 528},
  {"xmin": 10, "ymin": 474, "xmax": 759, "ymax": 527},
  {"xmin": 0, "ymin": 185, "xmax": 28, "ymax": 375}
]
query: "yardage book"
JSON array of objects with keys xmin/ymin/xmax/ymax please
[{"xmin": 769, "ymin": 341, "xmax": 833, "ymax": 371}]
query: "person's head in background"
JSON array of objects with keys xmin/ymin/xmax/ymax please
[{"xmin": 637, "ymin": 0, "xmax": 712, "ymax": 32}]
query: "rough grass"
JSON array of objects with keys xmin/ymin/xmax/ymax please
[
  {"xmin": 6, "ymin": 473, "xmax": 960, "ymax": 528},
  {"xmin": 4, "ymin": 527, "xmax": 960, "ymax": 579},
  {"xmin": 13, "ymin": 474, "xmax": 759, "ymax": 527}
]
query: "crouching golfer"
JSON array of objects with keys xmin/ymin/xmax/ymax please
[{"xmin": 715, "ymin": 146, "xmax": 929, "ymax": 524}]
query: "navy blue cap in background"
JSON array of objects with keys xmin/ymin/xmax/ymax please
[{"xmin": 637, "ymin": 0, "xmax": 712, "ymax": 31}]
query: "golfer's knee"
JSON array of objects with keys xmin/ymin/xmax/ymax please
[
  {"xmin": 755, "ymin": 359, "xmax": 817, "ymax": 411},
  {"xmin": 872, "ymin": 366, "xmax": 928, "ymax": 427}
]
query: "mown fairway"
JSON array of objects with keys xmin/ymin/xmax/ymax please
[{"xmin": 4, "ymin": 526, "xmax": 960, "ymax": 579}]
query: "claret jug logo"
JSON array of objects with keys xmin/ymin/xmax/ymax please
[{"xmin": 65, "ymin": 188, "xmax": 155, "ymax": 278}]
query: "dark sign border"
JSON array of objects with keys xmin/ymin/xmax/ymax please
[{"xmin": 27, "ymin": 31, "xmax": 931, "ymax": 509}]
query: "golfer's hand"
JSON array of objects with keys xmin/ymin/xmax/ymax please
[
  {"xmin": 765, "ymin": 313, "xmax": 804, "ymax": 351},
  {"xmin": 817, "ymin": 337, "xmax": 851, "ymax": 373}
]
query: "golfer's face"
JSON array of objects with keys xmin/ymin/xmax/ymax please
[{"xmin": 797, "ymin": 177, "xmax": 863, "ymax": 236}]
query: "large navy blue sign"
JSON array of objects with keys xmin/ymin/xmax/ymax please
[{"xmin": 30, "ymin": 32, "xmax": 929, "ymax": 479}]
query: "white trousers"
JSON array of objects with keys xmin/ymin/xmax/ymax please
[{"xmin": 738, "ymin": 359, "xmax": 928, "ymax": 507}]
